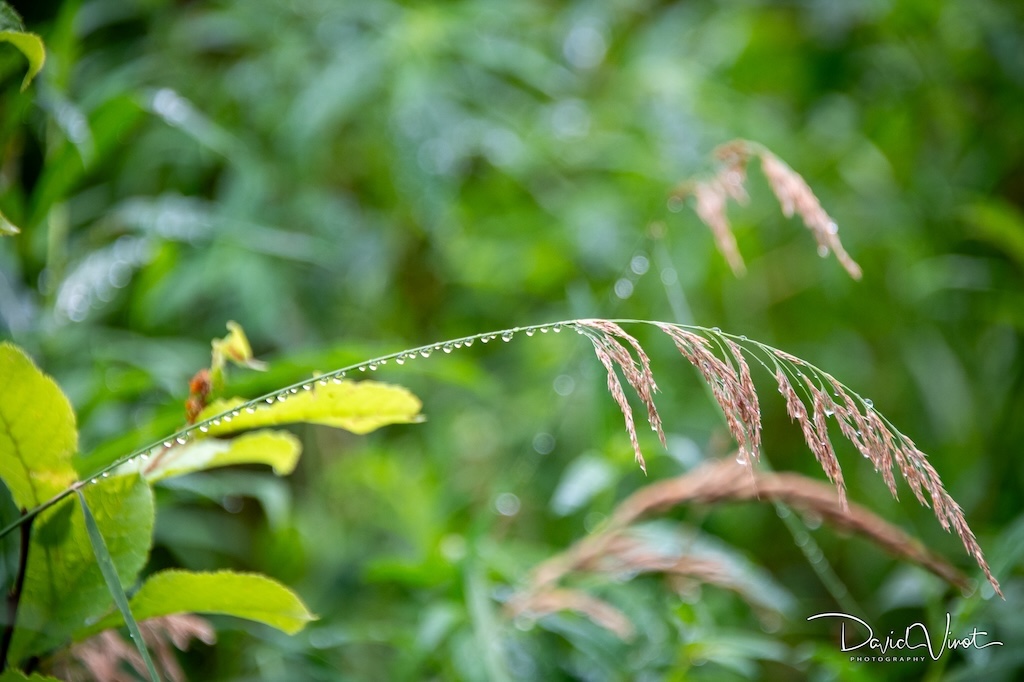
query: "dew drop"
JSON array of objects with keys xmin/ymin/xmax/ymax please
[
  {"xmin": 526, "ymin": 328, "xmax": 535, "ymax": 337},
  {"xmin": 864, "ymin": 399, "xmax": 874, "ymax": 409},
  {"xmin": 552, "ymin": 324, "xmax": 562, "ymax": 333},
  {"xmin": 176, "ymin": 437, "xmax": 187, "ymax": 445},
  {"xmin": 199, "ymin": 425, "xmax": 209, "ymax": 433},
  {"xmin": 740, "ymin": 335, "xmax": 748, "ymax": 341},
  {"xmin": 266, "ymin": 398, "xmax": 275, "ymax": 404},
  {"xmin": 453, "ymin": 342, "xmax": 463, "ymax": 349},
  {"xmin": 501, "ymin": 331, "xmax": 514, "ymax": 342},
  {"xmin": 539, "ymin": 327, "xmax": 549, "ymax": 334},
  {"xmin": 319, "ymin": 379, "xmax": 329, "ymax": 386},
  {"xmin": 420, "ymin": 349, "xmax": 433, "ymax": 357},
  {"xmin": 290, "ymin": 387, "xmax": 299, "ymax": 393},
  {"xmin": 395, "ymin": 356, "xmax": 405, "ymax": 365},
  {"xmin": 213, "ymin": 418, "xmax": 222, "ymax": 425},
  {"xmin": 275, "ymin": 395, "xmax": 286, "ymax": 402},
  {"xmin": 442, "ymin": 344, "xmax": 453, "ymax": 354},
  {"xmin": 826, "ymin": 221, "xmax": 839, "ymax": 235},
  {"xmin": 464, "ymin": 339, "xmax": 474, "ymax": 347},
  {"xmin": 368, "ymin": 363, "xmax": 378, "ymax": 371},
  {"xmin": 712, "ymin": 327, "xmax": 721, "ymax": 333},
  {"xmin": 302, "ymin": 384, "xmax": 312, "ymax": 391},
  {"xmin": 102, "ymin": 471, "xmax": 110, "ymax": 478},
  {"xmin": 378, "ymin": 359, "xmax": 387, "ymax": 365},
  {"xmin": 359, "ymin": 366, "xmax": 366, "ymax": 372},
  {"xmin": 164, "ymin": 441, "xmax": 173, "ymax": 448},
  {"xmin": 333, "ymin": 376, "xmax": 343, "ymax": 384},
  {"xmin": 91, "ymin": 478, "xmax": 99, "ymax": 485},
  {"xmin": 817, "ymin": 245, "xmax": 830, "ymax": 258}
]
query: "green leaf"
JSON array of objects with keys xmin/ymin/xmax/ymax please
[
  {"xmin": 10, "ymin": 474, "xmax": 154, "ymax": 661},
  {"xmin": 77, "ymin": 490, "xmax": 159, "ymax": 682},
  {"xmin": 0, "ymin": 670, "xmax": 64, "ymax": 682},
  {"xmin": 0, "ymin": 18, "xmax": 45, "ymax": 90},
  {"xmin": 963, "ymin": 199, "xmax": 1024, "ymax": 270},
  {"xmin": 0, "ymin": 343, "xmax": 78, "ymax": 509},
  {"xmin": 0, "ymin": 207, "xmax": 19, "ymax": 236},
  {"xmin": 81, "ymin": 569, "xmax": 316, "ymax": 638},
  {"xmin": 198, "ymin": 380, "xmax": 424, "ymax": 436},
  {"xmin": 117, "ymin": 430, "xmax": 302, "ymax": 482}
]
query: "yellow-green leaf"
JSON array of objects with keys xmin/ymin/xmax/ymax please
[
  {"xmin": 0, "ymin": 29, "xmax": 45, "ymax": 91},
  {"xmin": 0, "ymin": 343, "xmax": 78, "ymax": 508},
  {"xmin": 212, "ymin": 320, "xmax": 267, "ymax": 372},
  {"xmin": 80, "ymin": 570, "xmax": 316, "ymax": 638},
  {"xmin": 117, "ymin": 430, "xmax": 301, "ymax": 482},
  {"xmin": 197, "ymin": 380, "xmax": 424, "ymax": 436}
]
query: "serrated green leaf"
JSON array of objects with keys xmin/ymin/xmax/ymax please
[
  {"xmin": 10, "ymin": 475, "xmax": 154, "ymax": 661},
  {"xmin": 117, "ymin": 430, "xmax": 301, "ymax": 482},
  {"xmin": 0, "ymin": 670, "xmax": 64, "ymax": 682},
  {"xmin": 0, "ymin": 28, "xmax": 45, "ymax": 91},
  {"xmin": 77, "ymin": 490, "xmax": 159, "ymax": 682},
  {"xmin": 0, "ymin": 343, "xmax": 78, "ymax": 509},
  {"xmin": 80, "ymin": 569, "xmax": 316, "ymax": 638},
  {"xmin": 198, "ymin": 380, "xmax": 424, "ymax": 436}
]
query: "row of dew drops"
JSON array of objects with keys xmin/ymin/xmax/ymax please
[
  {"xmin": 83, "ymin": 319, "xmax": 885, "ymax": 487},
  {"xmin": 85, "ymin": 321, "xmax": 597, "ymax": 486}
]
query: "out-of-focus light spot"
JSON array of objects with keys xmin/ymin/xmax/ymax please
[
  {"xmin": 553, "ymin": 374, "xmax": 575, "ymax": 396},
  {"xmin": 550, "ymin": 99, "xmax": 591, "ymax": 139},
  {"xmin": 564, "ymin": 22, "xmax": 606, "ymax": 69},
  {"xmin": 532, "ymin": 432, "xmax": 555, "ymax": 454},
  {"xmin": 630, "ymin": 254, "xmax": 650, "ymax": 275},
  {"xmin": 495, "ymin": 492, "xmax": 521, "ymax": 516}
]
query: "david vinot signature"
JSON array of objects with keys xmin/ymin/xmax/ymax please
[{"xmin": 808, "ymin": 612, "xmax": 1002, "ymax": 662}]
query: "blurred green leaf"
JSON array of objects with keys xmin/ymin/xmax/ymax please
[
  {"xmin": 81, "ymin": 569, "xmax": 316, "ymax": 637},
  {"xmin": 118, "ymin": 430, "xmax": 301, "ymax": 482},
  {"xmin": 198, "ymin": 380, "xmax": 424, "ymax": 436},
  {"xmin": 0, "ymin": 208, "xmax": 19, "ymax": 235},
  {"xmin": 11, "ymin": 475, "xmax": 153, "ymax": 661},
  {"xmin": 963, "ymin": 199, "xmax": 1024, "ymax": 269},
  {"xmin": 211, "ymin": 321, "xmax": 267, "ymax": 385},
  {"xmin": 0, "ymin": 343, "xmax": 78, "ymax": 509}
]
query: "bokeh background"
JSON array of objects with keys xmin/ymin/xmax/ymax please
[{"xmin": 1, "ymin": 0, "xmax": 1023, "ymax": 679}]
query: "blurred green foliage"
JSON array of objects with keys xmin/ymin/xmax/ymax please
[{"xmin": 1, "ymin": 0, "xmax": 1023, "ymax": 679}]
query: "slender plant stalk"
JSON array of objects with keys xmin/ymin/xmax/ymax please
[
  {"xmin": 0, "ymin": 317, "xmax": 1000, "ymax": 597},
  {"xmin": 0, "ymin": 512, "xmax": 32, "ymax": 672}
]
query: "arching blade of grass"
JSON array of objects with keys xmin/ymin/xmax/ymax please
[{"xmin": 76, "ymin": 491, "xmax": 159, "ymax": 682}]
